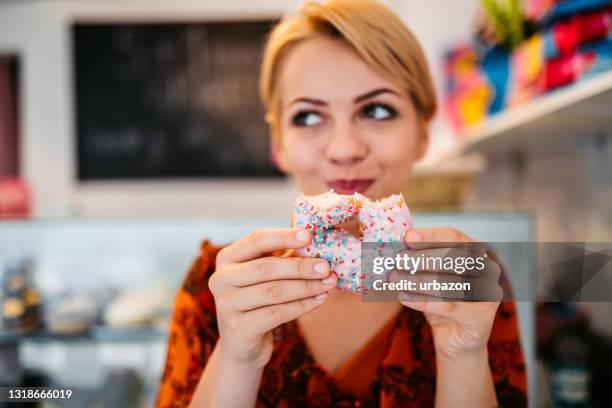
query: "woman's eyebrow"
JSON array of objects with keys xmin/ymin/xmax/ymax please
[
  {"xmin": 354, "ymin": 88, "xmax": 399, "ymax": 103},
  {"xmin": 290, "ymin": 97, "xmax": 328, "ymax": 106},
  {"xmin": 289, "ymin": 87, "xmax": 399, "ymax": 106}
]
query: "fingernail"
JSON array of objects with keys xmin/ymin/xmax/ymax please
[
  {"xmin": 314, "ymin": 261, "xmax": 327, "ymax": 276},
  {"xmin": 405, "ymin": 230, "xmax": 421, "ymax": 242},
  {"xmin": 314, "ymin": 292, "xmax": 328, "ymax": 301},
  {"xmin": 321, "ymin": 275, "xmax": 336, "ymax": 286},
  {"xmin": 296, "ymin": 230, "xmax": 310, "ymax": 242}
]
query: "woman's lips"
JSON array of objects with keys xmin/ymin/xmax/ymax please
[{"xmin": 327, "ymin": 179, "xmax": 374, "ymax": 194}]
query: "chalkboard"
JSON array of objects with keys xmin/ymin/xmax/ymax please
[{"xmin": 72, "ymin": 21, "xmax": 283, "ymax": 180}]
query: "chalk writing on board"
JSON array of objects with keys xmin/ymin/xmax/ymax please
[{"xmin": 73, "ymin": 21, "xmax": 283, "ymax": 180}]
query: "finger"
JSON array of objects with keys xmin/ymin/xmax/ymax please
[
  {"xmin": 282, "ymin": 248, "xmax": 297, "ymax": 258},
  {"xmin": 247, "ymin": 293, "xmax": 329, "ymax": 333},
  {"xmin": 217, "ymin": 228, "xmax": 311, "ymax": 266},
  {"xmin": 392, "ymin": 271, "xmax": 470, "ymax": 300},
  {"xmin": 397, "ymin": 291, "xmax": 463, "ymax": 317},
  {"xmin": 226, "ymin": 275, "xmax": 337, "ymax": 311},
  {"xmin": 219, "ymin": 257, "xmax": 330, "ymax": 287},
  {"xmin": 399, "ymin": 291, "xmax": 501, "ymax": 318},
  {"xmin": 404, "ymin": 227, "xmax": 475, "ymax": 249}
]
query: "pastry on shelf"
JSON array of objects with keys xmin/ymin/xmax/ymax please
[
  {"xmin": 44, "ymin": 294, "xmax": 98, "ymax": 335},
  {"xmin": 0, "ymin": 259, "xmax": 41, "ymax": 335},
  {"xmin": 103, "ymin": 285, "xmax": 169, "ymax": 329}
]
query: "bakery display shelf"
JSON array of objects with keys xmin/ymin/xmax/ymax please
[
  {"xmin": 0, "ymin": 325, "xmax": 167, "ymax": 345},
  {"xmin": 452, "ymin": 70, "xmax": 612, "ymax": 157}
]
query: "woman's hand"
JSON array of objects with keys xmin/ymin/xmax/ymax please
[
  {"xmin": 395, "ymin": 227, "xmax": 503, "ymax": 358},
  {"xmin": 209, "ymin": 228, "xmax": 336, "ymax": 369},
  {"xmin": 394, "ymin": 227, "xmax": 503, "ymax": 407}
]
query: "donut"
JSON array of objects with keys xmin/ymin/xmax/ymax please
[{"xmin": 292, "ymin": 190, "xmax": 412, "ymax": 292}]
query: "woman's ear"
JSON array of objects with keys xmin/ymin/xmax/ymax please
[
  {"xmin": 415, "ymin": 120, "xmax": 430, "ymax": 161},
  {"xmin": 270, "ymin": 136, "xmax": 290, "ymax": 173}
]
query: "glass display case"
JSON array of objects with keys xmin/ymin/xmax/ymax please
[{"xmin": 0, "ymin": 213, "xmax": 534, "ymax": 407}]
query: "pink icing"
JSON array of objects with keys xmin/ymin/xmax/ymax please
[{"xmin": 292, "ymin": 191, "xmax": 412, "ymax": 292}]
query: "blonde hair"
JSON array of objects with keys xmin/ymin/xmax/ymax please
[{"xmin": 259, "ymin": 0, "xmax": 437, "ymax": 141}]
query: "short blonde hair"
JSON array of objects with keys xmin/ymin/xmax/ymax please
[{"xmin": 259, "ymin": 0, "xmax": 437, "ymax": 140}]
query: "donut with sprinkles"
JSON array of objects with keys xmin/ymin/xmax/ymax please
[{"xmin": 292, "ymin": 190, "xmax": 412, "ymax": 292}]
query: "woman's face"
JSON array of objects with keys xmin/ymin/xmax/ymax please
[{"xmin": 273, "ymin": 36, "xmax": 428, "ymax": 200}]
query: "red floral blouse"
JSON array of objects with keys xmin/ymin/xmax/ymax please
[{"xmin": 156, "ymin": 241, "xmax": 527, "ymax": 407}]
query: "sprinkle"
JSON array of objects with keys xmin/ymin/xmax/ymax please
[{"xmin": 294, "ymin": 190, "xmax": 410, "ymax": 293}]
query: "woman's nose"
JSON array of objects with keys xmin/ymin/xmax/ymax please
[{"xmin": 324, "ymin": 123, "xmax": 368, "ymax": 166}]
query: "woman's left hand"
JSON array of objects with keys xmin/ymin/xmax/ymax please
[{"xmin": 395, "ymin": 227, "xmax": 504, "ymax": 358}]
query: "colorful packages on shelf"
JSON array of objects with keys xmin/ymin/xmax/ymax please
[
  {"xmin": 509, "ymin": 34, "xmax": 545, "ymax": 106},
  {"xmin": 524, "ymin": 0, "xmax": 558, "ymax": 21},
  {"xmin": 444, "ymin": 41, "xmax": 533, "ymax": 131},
  {"xmin": 543, "ymin": 6, "xmax": 611, "ymax": 58},
  {"xmin": 444, "ymin": 2, "xmax": 612, "ymax": 131},
  {"xmin": 444, "ymin": 45, "xmax": 493, "ymax": 131},
  {"xmin": 540, "ymin": 5, "xmax": 612, "ymax": 88},
  {"xmin": 525, "ymin": 0, "xmax": 612, "ymax": 23},
  {"xmin": 536, "ymin": 0, "xmax": 612, "ymax": 28},
  {"xmin": 544, "ymin": 36, "xmax": 612, "ymax": 88}
]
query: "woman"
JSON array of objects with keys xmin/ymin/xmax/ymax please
[{"xmin": 156, "ymin": 1, "xmax": 527, "ymax": 407}]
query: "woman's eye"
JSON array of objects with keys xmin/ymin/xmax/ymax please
[
  {"xmin": 292, "ymin": 111, "xmax": 322, "ymax": 127},
  {"xmin": 362, "ymin": 103, "xmax": 396, "ymax": 120}
]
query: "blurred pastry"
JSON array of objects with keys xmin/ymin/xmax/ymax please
[
  {"xmin": 0, "ymin": 259, "xmax": 41, "ymax": 334},
  {"xmin": 104, "ymin": 286, "xmax": 168, "ymax": 328},
  {"xmin": 44, "ymin": 295, "xmax": 98, "ymax": 334}
]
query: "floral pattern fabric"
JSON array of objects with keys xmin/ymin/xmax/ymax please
[{"xmin": 156, "ymin": 241, "xmax": 527, "ymax": 408}]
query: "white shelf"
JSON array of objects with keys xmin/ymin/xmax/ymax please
[
  {"xmin": 413, "ymin": 154, "xmax": 485, "ymax": 175},
  {"xmin": 452, "ymin": 70, "xmax": 612, "ymax": 157}
]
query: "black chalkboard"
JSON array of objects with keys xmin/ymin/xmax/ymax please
[{"xmin": 72, "ymin": 21, "xmax": 283, "ymax": 180}]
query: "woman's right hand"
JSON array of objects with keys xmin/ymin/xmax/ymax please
[{"xmin": 209, "ymin": 228, "xmax": 336, "ymax": 369}]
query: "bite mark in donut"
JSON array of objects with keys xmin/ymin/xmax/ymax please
[{"xmin": 292, "ymin": 190, "xmax": 412, "ymax": 292}]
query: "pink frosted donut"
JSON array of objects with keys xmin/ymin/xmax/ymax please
[
  {"xmin": 292, "ymin": 190, "xmax": 412, "ymax": 292},
  {"xmin": 359, "ymin": 194, "xmax": 412, "ymax": 243}
]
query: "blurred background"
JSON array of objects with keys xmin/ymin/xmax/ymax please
[{"xmin": 0, "ymin": 0, "xmax": 611, "ymax": 406}]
